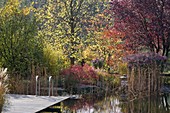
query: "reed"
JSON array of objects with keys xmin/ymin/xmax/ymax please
[
  {"xmin": 123, "ymin": 53, "xmax": 166, "ymax": 99},
  {"xmin": 0, "ymin": 68, "xmax": 8, "ymax": 112}
]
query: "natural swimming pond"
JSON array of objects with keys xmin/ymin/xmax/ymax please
[{"xmin": 59, "ymin": 93, "xmax": 170, "ymax": 113}]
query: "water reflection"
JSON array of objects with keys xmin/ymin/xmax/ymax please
[{"xmin": 61, "ymin": 93, "xmax": 170, "ymax": 113}]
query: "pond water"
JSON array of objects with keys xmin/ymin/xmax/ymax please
[{"xmin": 60, "ymin": 93, "xmax": 170, "ymax": 113}]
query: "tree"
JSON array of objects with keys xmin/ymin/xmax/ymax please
[
  {"xmin": 36, "ymin": 0, "xmax": 110, "ymax": 65},
  {"xmin": 43, "ymin": 42, "xmax": 70, "ymax": 76},
  {"xmin": 0, "ymin": 0, "xmax": 43, "ymax": 76},
  {"xmin": 110, "ymin": 0, "xmax": 170, "ymax": 57},
  {"xmin": 83, "ymin": 8, "xmax": 128, "ymax": 71}
]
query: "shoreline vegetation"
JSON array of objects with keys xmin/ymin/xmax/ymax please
[
  {"xmin": 0, "ymin": 68, "xmax": 8, "ymax": 112},
  {"xmin": 0, "ymin": 0, "xmax": 170, "ymax": 112}
]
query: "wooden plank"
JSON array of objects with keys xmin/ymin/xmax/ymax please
[{"xmin": 2, "ymin": 94, "xmax": 69, "ymax": 113}]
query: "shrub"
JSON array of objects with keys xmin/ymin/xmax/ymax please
[
  {"xmin": 60, "ymin": 64, "xmax": 98, "ymax": 93},
  {"xmin": 96, "ymin": 70, "xmax": 120, "ymax": 90},
  {"xmin": 123, "ymin": 52, "xmax": 167, "ymax": 67},
  {"xmin": 92, "ymin": 58, "xmax": 104, "ymax": 69}
]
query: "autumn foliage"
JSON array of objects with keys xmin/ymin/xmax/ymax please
[
  {"xmin": 99, "ymin": 28, "xmax": 133, "ymax": 69},
  {"xmin": 110, "ymin": 0, "xmax": 170, "ymax": 57},
  {"xmin": 89, "ymin": 8, "xmax": 135, "ymax": 70},
  {"xmin": 60, "ymin": 64, "xmax": 98, "ymax": 85}
]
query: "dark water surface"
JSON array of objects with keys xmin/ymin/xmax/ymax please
[
  {"xmin": 60, "ymin": 93, "xmax": 170, "ymax": 113},
  {"xmin": 40, "ymin": 93, "xmax": 170, "ymax": 113}
]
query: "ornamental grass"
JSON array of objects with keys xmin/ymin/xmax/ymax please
[{"xmin": 0, "ymin": 68, "xmax": 8, "ymax": 112}]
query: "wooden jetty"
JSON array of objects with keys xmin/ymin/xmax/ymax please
[{"xmin": 2, "ymin": 94, "xmax": 69, "ymax": 113}]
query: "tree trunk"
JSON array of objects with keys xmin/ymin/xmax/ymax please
[{"xmin": 70, "ymin": 57, "xmax": 75, "ymax": 65}]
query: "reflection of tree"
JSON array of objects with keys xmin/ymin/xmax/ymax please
[
  {"xmin": 63, "ymin": 94, "xmax": 122, "ymax": 113},
  {"xmin": 62, "ymin": 94, "xmax": 169, "ymax": 113},
  {"xmin": 63, "ymin": 94, "xmax": 104, "ymax": 110},
  {"xmin": 123, "ymin": 94, "xmax": 170, "ymax": 113}
]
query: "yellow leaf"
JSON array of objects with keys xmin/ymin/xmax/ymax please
[{"xmin": 22, "ymin": 7, "xmax": 30, "ymax": 15}]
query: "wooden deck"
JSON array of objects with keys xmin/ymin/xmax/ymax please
[{"xmin": 2, "ymin": 94, "xmax": 69, "ymax": 113}]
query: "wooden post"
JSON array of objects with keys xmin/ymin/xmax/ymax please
[
  {"xmin": 36, "ymin": 76, "xmax": 39, "ymax": 96},
  {"xmin": 49, "ymin": 76, "xmax": 52, "ymax": 97}
]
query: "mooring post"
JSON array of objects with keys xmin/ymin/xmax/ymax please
[
  {"xmin": 36, "ymin": 76, "xmax": 39, "ymax": 96},
  {"xmin": 39, "ymin": 78, "xmax": 40, "ymax": 95},
  {"xmin": 49, "ymin": 76, "xmax": 52, "ymax": 97},
  {"xmin": 52, "ymin": 80, "xmax": 54, "ymax": 96}
]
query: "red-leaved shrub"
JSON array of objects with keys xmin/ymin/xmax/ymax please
[{"xmin": 60, "ymin": 64, "xmax": 98, "ymax": 85}]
